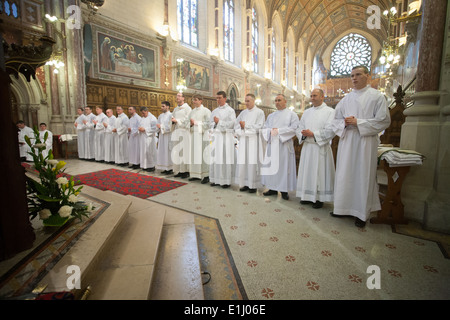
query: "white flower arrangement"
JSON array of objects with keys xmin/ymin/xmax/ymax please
[{"xmin": 25, "ymin": 127, "xmax": 94, "ymax": 227}]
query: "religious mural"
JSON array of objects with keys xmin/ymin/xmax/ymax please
[
  {"xmin": 177, "ymin": 58, "xmax": 210, "ymax": 92},
  {"xmin": 98, "ymin": 33, "xmax": 156, "ymax": 82}
]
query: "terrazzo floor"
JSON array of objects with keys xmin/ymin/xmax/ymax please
[{"xmin": 43, "ymin": 159, "xmax": 450, "ymax": 299}]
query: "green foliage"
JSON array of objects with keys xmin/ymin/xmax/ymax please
[{"xmin": 25, "ymin": 128, "xmax": 93, "ymax": 225}]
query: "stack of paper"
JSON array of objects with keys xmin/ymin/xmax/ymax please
[
  {"xmin": 378, "ymin": 147, "xmax": 424, "ymax": 167},
  {"xmin": 59, "ymin": 134, "xmax": 78, "ymax": 142}
]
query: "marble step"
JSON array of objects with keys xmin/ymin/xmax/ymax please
[
  {"xmin": 123, "ymin": 197, "xmax": 204, "ymax": 300},
  {"xmin": 36, "ymin": 185, "xmax": 132, "ymax": 297},
  {"xmin": 148, "ymin": 213, "xmax": 204, "ymax": 300},
  {"xmin": 83, "ymin": 191, "xmax": 166, "ymax": 300}
]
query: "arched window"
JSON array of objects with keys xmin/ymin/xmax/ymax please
[
  {"xmin": 251, "ymin": 7, "xmax": 258, "ymax": 73},
  {"xmin": 330, "ymin": 33, "xmax": 372, "ymax": 77},
  {"xmin": 177, "ymin": 0, "xmax": 199, "ymax": 47},
  {"xmin": 228, "ymin": 85, "xmax": 238, "ymax": 110},
  {"xmin": 223, "ymin": 0, "xmax": 234, "ymax": 63}
]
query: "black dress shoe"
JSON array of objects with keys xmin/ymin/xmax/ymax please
[
  {"xmin": 210, "ymin": 183, "xmax": 217, "ymax": 187},
  {"xmin": 189, "ymin": 177, "xmax": 200, "ymax": 181},
  {"xmin": 281, "ymin": 192, "xmax": 289, "ymax": 200},
  {"xmin": 263, "ymin": 190, "xmax": 278, "ymax": 196},
  {"xmin": 145, "ymin": 167, "xmax": 155, "ymax": 172},
  {"xmin": 355, "ymin": 218, "xmax": 366, "ymax": 228},
  {"xmin": 201, "ymin": 177, "xmax": 209, "ymax": 184},
  {"xmin": 312, "ymin": 201, "xmax": 323, "ymax": 209},
  {"xmin": 166, "ymin": 170, "xmax": 173, "ymax": 174},
  {"xmin": 174, "ymin": 172, "xmax": 183, "ymax": 177},
  {"xmin": 300, "ymin": 200, "xmax": 314, "ymax": 205},
  {"xmin": 330, "ymin": 212, "xmax": 352, "ymax": 218},
  {"xmin": 239, "ymin": 186, "xmax": 249, "ymax": 192},
  {"xmin": 329, "ymin": 212, "xmax": 340, "ymax": 218},
  {"xmin": 248, "ymin": 188, "xmax": 257, "ymax": 193},
  {"xmin": 221, "ymin": 184, "xmax": 230, "ymax": 189},
  {"xmin": 181, "ymin": 172, "xmax": 190, "ymax": 178}
]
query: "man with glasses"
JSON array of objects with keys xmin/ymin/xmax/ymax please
[
  {"xmin": 234, "ymin": 93, "xmax": 265, "ymax": 193},
  {"xmin": 330, "ymin": 65, "xmax": 390, "ymax": 228},
  {"xmin": 171, "ymin": 92, "xmax": 192, "ymax": 179},
  {"xmin": 188, "ymin": 94, "xmax": 212, "ymax": 184},
  {"xmin": 112, "ymin": 106, "xmax": 130, "ymax": 167},
  {"xmin": 209, "ymin": 91, "xmax": 236, "ymax": 188},
  {"xmin": 261, "ymin": 94, "xmax": 299, "ymax": 200}
]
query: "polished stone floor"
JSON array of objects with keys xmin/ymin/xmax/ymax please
[{"xmin": 59, "ymin": 159, "xmax": 450, "ymax": 300}]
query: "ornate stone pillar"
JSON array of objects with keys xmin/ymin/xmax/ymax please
[
  {"xmin": 400, "ymin": 0, "xmax": 449, "ymax": 233},
  {"xmin": 45, "ymin": 0, "xmax": 64, "ymax": 134}
]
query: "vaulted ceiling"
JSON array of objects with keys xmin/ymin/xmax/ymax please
[{"xmin": 258, "ymin": 0, "xmax": 393, "ymax": 58}]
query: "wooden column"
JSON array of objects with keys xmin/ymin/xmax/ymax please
[{"xmin": 0, "ymin": 34, "xmax": 35, "ymax": 261}]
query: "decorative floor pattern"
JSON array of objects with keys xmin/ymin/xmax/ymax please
[
  {"xmin": 195, "ymin": 214, "xmax": 247, "ymax": 300},
  {"xmin": 12, "ymin": 160, "xmax": 450, "ymax": 300},
  {"xmin": 150, "ymin": 182, "xmax": 450, "ymax": 300},
  {"xmin": 0, "ymin": 194, "xmax": 109, "ymax": 299}
]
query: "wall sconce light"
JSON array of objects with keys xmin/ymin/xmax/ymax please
[
  {"xmin": 157, "ymin": 24, "xmax": 170, "ymax": 38},
  {"xmin": 210, "ymin": 47, "xmax": 220, "ymax": 57}
]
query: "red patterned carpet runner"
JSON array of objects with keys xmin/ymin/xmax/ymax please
[{"xmin": 68, "ymin": 169, "xmax": 186, "ymax": 199}]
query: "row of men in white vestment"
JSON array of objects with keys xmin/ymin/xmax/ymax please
[
  {"xmin": 17, "ymin": 121, "xmax": 53, "ymax": 161},
  {"xmin": 74, "ymin": 66, "xmax": 390, "ymax": 228}
]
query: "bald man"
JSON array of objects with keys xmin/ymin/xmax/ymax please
[{"xmin": 295, "ymin": 88, "xmax": 336, "ymax": 209}]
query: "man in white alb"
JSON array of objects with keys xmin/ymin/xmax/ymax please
[
  {"xmin": 330, "ymin": 65, "xmax": 391, "ymax": 228},
  {"xmin": 17, "ymin": 120, "xmax": 34, "ymax": 162},
  {"xmin": 113, "ymin": 106, "xmax": 129, "ymax": 166},
  {"xmin": 39, "ymin": 122, "xmax": 53, "ymax": 159},
  {"xmin": 261, "ymin": 94, "xmax": 299, "ymax": 200},
  {"xmin": 74, "ymin": 107, "xmax": 86, "ymax": 159},
  {"xmin": 128, "ymin": 106, "xmax": 142, "ymax": 169},
  {"xmin": 93, "ymin": 106, "xmax": 108, "ymax": 162},
  {"xmin": 209, "ymin": 91, "xmax": 236, "ymax": 188},
  {"xmin": 103, "ymin": 109, "xmax": 116, "ymax": 164},
  {"xmin": 138, "ymin": 107, "xmax": 158, "ymax": 172},
  {"xmin": 156, "ymin": 101, "xmax": 173, "ymax": 174},
  {"xmin": 83, "ymin": 106, "xmax": 96, "ymax": 161},
  {"xmin": 234, "ymin": 93, "xmax": 265, "ymax": 193},
  {"xmin": 295, "ymin": 89, "xmax": 335, "ymax": 209},
  {"xmin": 188, "ymin": 94, "xmax": 211, "ymax": 184},
  {"xmin": 171, "ymin": 92, "xmax": 192, "ymax": 178}
]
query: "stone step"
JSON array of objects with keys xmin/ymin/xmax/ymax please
[
  {"xmin": 86, "ymin": 193, "xmax": 166, "ymax": 300},
  {"xmin": 36, "ymin": 185, "xmax": 132, "ymax": 296},
  {"xmin": 149, "ymin": 218, "xmax": 204, "ymax": 300},
  {"xmin": 36, "ymin": 187, "xmax": 203, "ymax": 300}
]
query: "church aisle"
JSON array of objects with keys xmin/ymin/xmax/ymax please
[{"xmin": 63, "ymin": 159, "xmax": 450, "ymax": 300}]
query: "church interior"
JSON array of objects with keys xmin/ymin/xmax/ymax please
[{"xmin": 1, "ymin": 0, "xmax": 450, "ymax": 302}]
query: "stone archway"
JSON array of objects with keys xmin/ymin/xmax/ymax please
[{"xmin": 9, "ymin": 72, "xmax": 47, "ymax": 130}]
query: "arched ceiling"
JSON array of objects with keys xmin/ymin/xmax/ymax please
[{"xmin": 260, "ymin": 0, "xmax": 393, "ymax": 58}]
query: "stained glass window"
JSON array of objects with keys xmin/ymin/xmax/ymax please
[
  {"xmin": 284, "ymin": 46, "xmax": 289, "ymax": 85},
  {"xmin": 177, "ymin": 0, "xmax": 198, "ymax": 47},
  {"xmin": 251, "ymin": 7, "xmax": 258, "ymax": 73},
  {"xmin": 271, "ymin": 32, "xmax": 276, "ymax": 81},
  {"xmin": 330, "ymin": 33, "xmax": 371, "ymax": 77},
  {"xmin": 223, "ymin": 0, "xmax": 234, "ymax": 62},
  {"xmin": 2, "ymin": 1, "xmax": 19, "ymax": 18}
]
